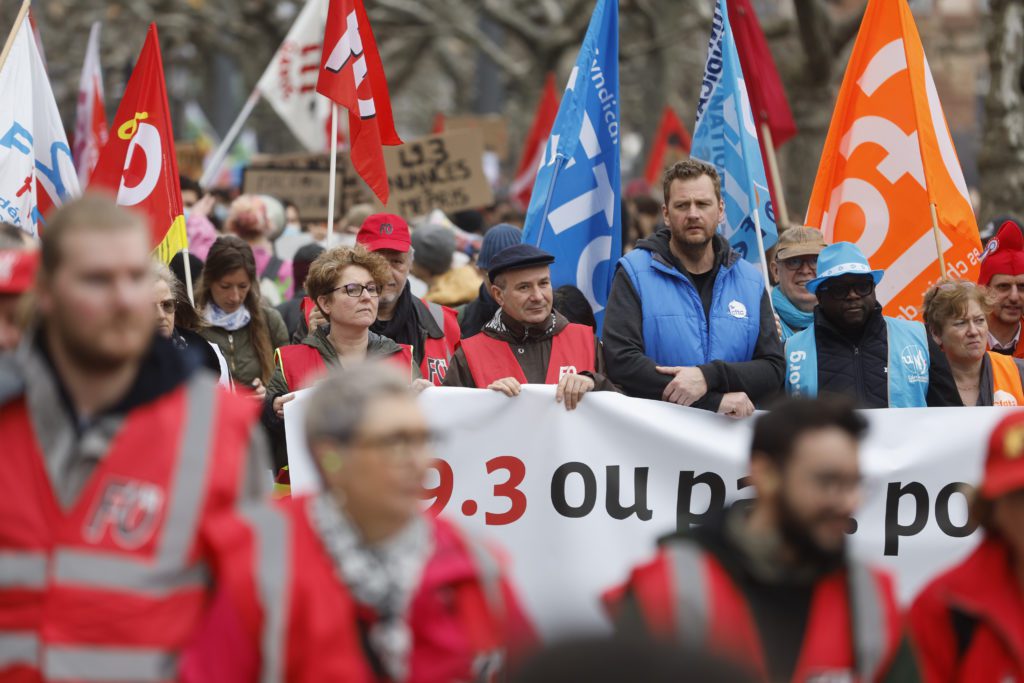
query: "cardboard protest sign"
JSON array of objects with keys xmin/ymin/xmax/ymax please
[
  {"xmin": 243, "ymin": 153, "xmax": 367, "ymax": 221},
  {"xmin": 443, "ymin": 114, "xmax": 509, "ymax": 160},
  {"xmin": 380, "ymin": 128, "xmax": 494, "ymax": 218}
]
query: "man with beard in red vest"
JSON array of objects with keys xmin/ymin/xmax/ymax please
[
  {"xmin": 604, "ymin": 397, "xmax": 922, "ymax": 683},
  {"xmin": 443, "ymin": 244, "xmax": 616, "ymax": 409},
  {"xmin": 0, "ymin": 196, "xmax": 367, "ymax": 682}
]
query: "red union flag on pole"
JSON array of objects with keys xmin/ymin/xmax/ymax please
[
  {"xmin": 805, "ymin": 0, "xmax": 981, "ymax": 320},
  {"xmin": 73, "ymin": 21, "xmax": 108, "ymax": 187},
  {"xmin": 90, "ymin": 24, "xmax": 186, "ymax": 263},
  {"xmin": 643, "ymin": 105, "xmax": 692, "ymax": 186},
  {"xmin": 510, "ymin": 73, "xmax": 559, "ymax": 211},
  {"xmin": 316, "ymin": 0, "xmax": 401, "ymax": 204}
]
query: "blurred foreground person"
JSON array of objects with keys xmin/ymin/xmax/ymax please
[
  {"xmin": 605, "ymin": 397, "xmax": 920, "ymax": 683},
  {"xmin": 297, "ymin": 363, "xmax": 536, "ymax": 682},
  {"xmin": 0, "ymin": 223, "xmax": 37, "ymax": 352},
  {"xmin": 924, "ymin": 280, "xmax": 1024, "ymax": 406},
  {"xmin": 0, "ymin": 196, "xmax": 308, "ymax": 681},
  {"xmin": 909, "ymin": 412, "xmax": 1024, "ymax": 682},
  {"xmin": 511, "ymin": 636, "xmax": 755, "ymax": 683}
]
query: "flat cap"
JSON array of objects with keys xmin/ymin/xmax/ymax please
[{"xmin": 487, "ymin": 244, "xmax": 555, "ymax": 281}]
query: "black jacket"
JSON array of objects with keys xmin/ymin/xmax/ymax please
[
  {"xmin": 602, "ymin": 230, "xmax": 785, "ymax": 411},
  {"xmin": 458, "ymin": 283, "xmax": 500, "ymax": 339},
  {"xmin": 810, "ymin": 305, "xmax": 958, "ymax": 408}
]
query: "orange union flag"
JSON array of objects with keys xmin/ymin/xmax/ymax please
[
  {"xmin": 804, "ymin": 0, "xmax": 980, "ymax": 320},
  {"xmin": 91, "ymin": 24, "xmax": 186, "ymax": 263}
]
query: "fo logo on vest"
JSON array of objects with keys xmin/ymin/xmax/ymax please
[
  {"xmin": 83, "ymin": 477, "xmax": 165, "ymax": 550},
  {"xmin": 899, "ymin": 344, "xmax": 929, "ymax": 382},
  {"xmin": 427, "ymin": 357, "xmax": 448, "ymax": 383},
  {"xmin": 559, "ymin": 366, "xmax": 578, "ymax": 378}
]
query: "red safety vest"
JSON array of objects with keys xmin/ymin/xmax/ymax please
[
  {"xmin": 417, "ymin": 299, "xmax": 461, "ymax": 387},
  {"xmin": 607, "ymin": 540, "xmax": 903, "ymax": 683},
  {"xmin": 0, "ymin": 374, "xmax": 290, "ymax": 683},
  {"xmin": 275, "ymin": 343, "xmax": 415, "ymax": 392},
  {"xmin": 460, "ymin": 323, "xmax": 596, "ymax": 386}
]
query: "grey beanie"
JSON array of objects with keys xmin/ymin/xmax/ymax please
[
  {"xmin": 411, "ymin": 223, "xmax": 456, "ymax": 275},
  {"xmin": 478, "ymin": 223, "xmax": 523, "ymax": 269}
]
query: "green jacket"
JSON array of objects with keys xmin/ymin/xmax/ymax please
[{"xmin": 200, "ymin": 305, "xmax": 289, "ymax": 387}]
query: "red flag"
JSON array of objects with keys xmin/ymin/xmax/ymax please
[
  {"xmin": 316, "ymin": 0, "xmax": 401, "ymax": 204},
  {"xmin": 74, "ymin": 22, "xmax": 108, "ymax": 187},
  {"xmin": 431, "ymin": 112, "xmax": 445, "ymax": 135},
  {"xmin": 510, "ymin": 73, "xmax": 559, "ymax": 210},
  {"xmin": 728, "ymin": 0, "xmax": 796, "ymax": 147},
  {"xmin": 91, "ymin": 24, "xmax": 186, "ymax": 263},
  {"xmin": 643, "ymin": 106, "xmax": 692, "ymax": 186}
]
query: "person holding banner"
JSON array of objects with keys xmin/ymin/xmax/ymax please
[
  {"xmin": 923, "ymin": 280, "xmax": 1024, "ymax": 407},
  {"xmin": 443, "ymin": 244, "xmax": 616, "ymax": 409},
  {"xmin": 770, "ymin": 227, "xmax": 826, "ymax": 341},
  {"xmin": 605, "ymin": 396, "xmax": 920, "ymax": 683},
  {"xmin": 785, "ymin": 242, "xmax": 955, "ymax": 408},
  {"xmin": 293, "ymin": 363, "xmax": 536, "ymax": 682},
  {"xmin": 357, "ymin": 214, "xmax": 462, "ymax": 386},
  {"xmin": 977, "ymin": 220, "xmax": 1024, "ymax": 359},
  {"xmin": 263, "ymin": 246, "xmax": 416, "ymax": 470},
  {"xmin": 603, "ymin": 160, "xmax": 784, "ymax": 417},
  {"xmin": 909, "ymin": 411, "xmax": 1024, "ymax": 682}
]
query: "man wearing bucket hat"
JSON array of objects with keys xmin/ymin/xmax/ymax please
[
  {"xmin": 909, "ymin": 411, "xmax": 1024, "ymax": 681},
  {"xmin": 784, "ymin": 241, "xmax": 943, "ymax": 408}
]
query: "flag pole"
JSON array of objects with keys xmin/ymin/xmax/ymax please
[
  {"xmin": 182, "ymin": 247, "xmax": 196, "ymax": 307},
  {"xmin": 0, "ymin": 0, "xmax": 31, "ymax": 74},
  {"xmin": 531, "ymin": 156, "xmax": 565, "ymax": 248},
  {"xmin": 930, "ymin": 202, "xmax": 947, "ymax": 277},
  {"xmin": 199, "ymin": 87, "xmax": 260, "ymax": 190},
  {"xmin": 759, "ymin": 123, "xmax": 790, "ymax": 230},
  {"xmin": 326, "ymin": 103, "xmax": 339, "ymax": 247}
]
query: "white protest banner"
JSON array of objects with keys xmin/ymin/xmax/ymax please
[{"xmin": 285, "ymin": 385, "xmax": 1007, "ymax": 638}]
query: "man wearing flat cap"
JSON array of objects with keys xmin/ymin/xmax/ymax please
[
  {"xmin": 444, "ymin": 244, "xmax": 616, "ymax": 409},
  {"xmin": 770, "ymin": 227, "xmax": 826, "ymax": 341}
]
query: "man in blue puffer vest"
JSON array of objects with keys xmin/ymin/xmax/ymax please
[
  {"xmin": 785, "ymin": 241, "xmax": 957, "ymax": 408},
  {"xmin": 604, "ymin": 160, "xmax": 785, "ymax": 417}
]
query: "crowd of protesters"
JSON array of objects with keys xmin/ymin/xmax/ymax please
[{"xmin": 3, "ymin": 157, "xmax": 1024, "ymax": 682}]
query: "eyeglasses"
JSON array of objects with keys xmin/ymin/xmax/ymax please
[
  {"xmin": 818, "ymin": 280, "xmax": 874, "ymax": 300},
  {"xmin": 354, "ymin": 429, "xmax": 442, "ymax": 458},
  {"xmin": 780, "ymin": 256, "xmax": 817, "ymax": 271},
  {"xmin": 330, "ymin": 283, "xmax": 381, "ymax": 298},
  {"xmin": 156, "ymin": 299, "xmax": 176, "ymax": 314}
]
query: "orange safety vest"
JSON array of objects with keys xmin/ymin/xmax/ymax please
[
  {"xmin": 0, "ymin": 374, "xmax": 288, "ymax": 683},
  {"xmin": 608, "ymin": 540, "xmax": 903, "ymax": 683},
  {"xmin": 275, "ymin": 343, "xmax": 415, "ymax": 392},
  {"xmin": 989, "ymin": 351, "xmax": 1024, "ymax": 406},
  {"xmin": 460, "ymin": 323, "xmax": 596, "ymax": 387}
]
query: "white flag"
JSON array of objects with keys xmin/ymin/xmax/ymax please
[
  {"xmin": 0, "ymin": 19, "xmax": 80, "ymax": 236},
  {"xmin": 257, "ymin": 0, "xmax": 334, "ymax": 152},
  {"xmin": 73, "ymin": 21, "xmax": 107, "ymax": 188}
]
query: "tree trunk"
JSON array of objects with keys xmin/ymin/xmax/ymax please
[{"xmin": 978, "ymin": 0, "xmax": 1024, "ymax": 222}]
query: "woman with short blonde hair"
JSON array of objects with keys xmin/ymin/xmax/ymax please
[{"xmin": 924, "ymin": 279, "xmax": 1024, "ymax": 406}]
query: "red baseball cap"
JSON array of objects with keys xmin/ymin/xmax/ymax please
[
  {"xmin": 0, "ymin": 249, "xmax": 38, "ymax": 294},
  {"xmin": 356, "ymin": 213, "xmax": 410, "ymax": 253},
  {"xmin": 981, "ymin": 412, "xmax": 1024, "ymax": 498}
]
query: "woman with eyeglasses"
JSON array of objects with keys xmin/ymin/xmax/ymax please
[
  {"xmin": 151, "ymin": 261, "xmax": 230, "ymax": 384},
  {"xmin": 923, "ymin": 279, "xmax": 1024, "ymax": 406},
  {"xmin": 264, "ymin": 246, "xmax": 417, "ymax": 471}
]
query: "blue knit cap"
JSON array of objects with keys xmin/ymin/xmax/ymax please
[{"xmin": 477, "ymin": 223, "xmax": 523, "ymax": 269}]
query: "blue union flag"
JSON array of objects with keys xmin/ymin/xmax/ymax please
[
  {"xmin": 691, "ymin": 0, "xmax": 778, "ymax": 265},
  {"xmin": 522, "ymin": 0, "xmax": 620, "ymax": 331}
]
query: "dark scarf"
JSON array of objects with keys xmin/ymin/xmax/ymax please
[{"xmin": 371, "ymin": 282, "xmax": 423, "ymax": 362}]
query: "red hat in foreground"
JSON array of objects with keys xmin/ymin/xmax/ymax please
[
  {"xmin": 981, "ymin": 412, "xmax": 1024, "ymax": 499},
  {"xmin": 0, "ymin": 249, "xmax": 38, "ymax": 294},
  {"xmin": 356, "ymin": 213, "xmax": 410, "ymax": 253},
  {"xmin": 979, "ymin": 220, "xmax": 1024, "ymax": 286}
]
